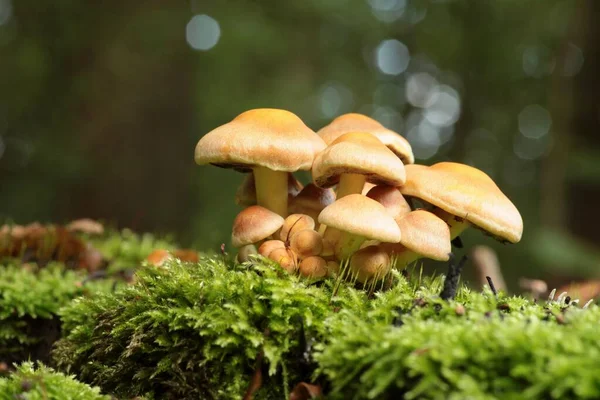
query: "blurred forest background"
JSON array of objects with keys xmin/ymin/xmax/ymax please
[{"xmin": 0, "ymin": 0, "xmax": 599, "ymax": 291}]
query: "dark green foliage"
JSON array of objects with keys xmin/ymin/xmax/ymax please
[
  {"xmin": 0, "ymin": 362, "xmax": 110, "ymax": 400},
  {"xmin": 0, "ymin": 262, "xmax": 113, "ymax": 365},
  {"xmin": 54, "ymin": 256, "xmax": 341, "ymax": 399}
]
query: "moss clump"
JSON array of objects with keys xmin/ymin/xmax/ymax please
[
  {"xmin": 54, "ymin": 256, "xmax": 344, "ymax": 399},
  {"xmin": 53, "ymin": 255, "xmax": 600, "ymax": 399},
  {"xmin": 0, "ymin": 262, "xmax": 114, "ymax": 365},
  {"xmin": 315, "ymin": 276, "xmax": 600, "ymax": 399},
  {"xmin": 0, "ymin": 362, "xmax": 110, "ymax": 399}
]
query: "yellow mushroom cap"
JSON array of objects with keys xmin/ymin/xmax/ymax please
[
  {"xmin": 231, "ymin": 205, "xmax": 284, "ymax": 247},
  {"xmin": 312, "ymin": 132, "xmax": 406, "ymax": 188},
  {"xmin": 195, "ymin": 108, "xmax": 326, "ymax": 172},
  {"xmin": 381, "ymin": 210, "xmax": 451, "ymax": 261},
  {"xmin": 366, "ymin": 185, "xmax": 412, "ymax": 220},
  {"xmin": 400, "ymin": 162, "xmax": 523, "ymax": 243},
  {"xmin": 280, "ymin": 214, "xmax": 315, "ymax": 242},
  {"xmin": 318, "ymin": 194, "xmax": 401, "ymax": 243},
  {"xmin": 317, "ymin": 113, "xmax": 414, "ymax": 164},
  {"xmin": 299, "ymin": 256, "xmax": 328, "ymax": 278}
]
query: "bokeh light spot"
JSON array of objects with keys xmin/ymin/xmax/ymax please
[
  {"xmin": 522, "ymin": 45, "xmax": 555, "ymax": 78},
  {"xmin": 406, "ymin": 117, "xmax": 441, "ymax": 160},
  {"xmin": 562, "ymin": 43, "xmax": 584, "ymax": 77},
  {"xmin": 424, "ymin": 85, "xmax": 461, "ymax": 127},
  {"xmin": 186, "ymin": 14, "xmax": 221, "ymax": 51},
  {"xmin": 0, "ymin": 0, "xmax": 12, "ymax": 26},
  {"xmin": 518, "ymin": 104, "xmax": 551, "ymax": 139},
  {"xmin": 513, "ymin": 133, "xmax": 552, "ymax": 161},
  {"xmin": 319, "ymin": 82, "xmax": 354, "ymax": 118},
  {"xmin": 406, "ymin": 72, "xmax": 437, "ymax": 108},
  {"xmin": 367, "ymin": 0, "xmax": 406, "ymax": 23},
  {"xmin": 375, "ymin": 39, "xmax": 410, "ymax": 76}
]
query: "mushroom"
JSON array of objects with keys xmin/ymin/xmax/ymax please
[
  {"xmin": 299, "ymin": 256, "xmax": 328, "ymax": 279},
  {"xmin": 258, "ymin": 239, "xmax": 285, "ymax": 257},
  {"xmin": 236, "ymin": 244, "xmax": 258, "ymax": 263},
  {"xmin": 366, "ymin": 185, "xmax": 412, "ymax": 220},
  {"xmin": 290, "ymin": 229, "xmax": 323, "ymax": 258},
  {"xmin": 380, "ymin": 210, "xmax": 451, "ymax": 268},
  {"xmin": 318, "ymin": 194, "xmax": 401, "ymax": 260},
  {"xmin": 195, "ymin": 108, "xmax": 326, "ymax": 217},
  {"xmin": 235, "ymin": 172, "xmax": 303, "ymax": 208},
  {"xmin": 348, "ymin": 245, "xmax": 391, "ymax": 283},
  {"xmin": 288, "ymin": 183, "xmax": 335, "ymax": 226},
  {"xmin": 279, "ymin": 214, "xmax": 315, "ymax": 243},
  {"xmin": 312, "ymin": 132, "xmax": 406, "ymax": 199},
  {"xmin": 318, "ymin": 113, "xmax": 414, "ymax": 164},
  {"xmin": 268, "ymin": 247, "xmax": 298, "ymax": 274},
  {"xmin": 231, "ymin": 205, "xmax": 284, "ymax": 248},
  {"xmin": 399, "ymin": 162, "xmax": 523, "ymax": 244}
]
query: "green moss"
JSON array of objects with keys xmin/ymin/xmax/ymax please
[
  {"xmin": 0, "ymin": 362, "xmax": 110, "ymax": 400},
  {"xmin": 0, "ymin": 262, "xmax": 115, "ymax": 365},
  {"xmin": 53, "ymin": 256, "xmax": 600, "ymax": 399},
  {"xmin": 54, "ymin": 255, "xmax": 347, "ymax": 399},
  {"xmin": 315, "ymin": 274, "xmax": 600, "ymax": 400}
]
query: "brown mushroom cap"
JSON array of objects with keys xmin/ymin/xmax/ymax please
[
  {"xmin": 312, "ymin": 132, "xmax": 406, "ymax": 188},
  {"xmin": 381, "ymin": 210, "xmax": 451, "ymax": 261},
  {"xmin": 366, "ymin": 185, "xmax": 412, "ymax": 220},
  {"xmin": 318, "ymin": 194, "xmax": 401, "ymax": 243},
  {"xmin": 268, "ymin": 247, "xmax": 298, "ymax": 274},
  {"xmin": 349, "ymin": 245, "xmax": 391, "ymax": 283},
  {"xmin": 231, "ymin": 206, "xmax": 284, "ymax": 247},
  {"xmin": 280, "ymin": 214, "xmax": 315, "ymax": 242},
  {"xmin": 235, "ymin": 172, "xmax": 303, "ymax": 207},
  {"xmin": 299, "ymin": 256, "xmax": 328, "ymax": 278},
  {"xmin": 400, "ymin": 162, "xmax": 523, "ymax": 243},
  {"xmin": 318, "ymin": 113, "xmax": 414, "ymax": 164},
  {"xmin": 258, "ymin": 240, "xmax": 286, "ymax": 257},
  {"xmin": 288, "ymin": 183, "xmax": 336, "ymax": 219},
  {"xmin": 290, "ymin": 229, "xmax": 323, "ymax": 259},
  {"xmin": 195, "ymin": 108, "xmax": 326, "ymax": 172}
]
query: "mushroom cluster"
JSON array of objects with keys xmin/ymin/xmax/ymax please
[{"xmin": 195, "ymin": 109, "xmax": 523, "ymax": 284}]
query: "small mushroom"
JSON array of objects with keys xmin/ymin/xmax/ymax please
[
  {"xmin": 290, "ymin": 229, "xmax": 323, "ymax": 259},
  {"xmin": 258, "ymin": 240, "xmax": 285, "ymax": 257},
  {"xmin": 318, "ymin": 194, "xmax": 401, "ymax": 260},
  {"xmin": 366, "ymin": 185, "xmax": 412, "ymax": 220},
  {"xmin": 237, "ymin": 244, "xmax": 258, "ymax": 263},
  {"xmin": 299, "ymin": 256, "xmax": 328, "ymax": 279},
  {"xmin": 400, "ymin": 162, "xmax": 523, "ymax": 244},
  {"xmin": 349, "ymin": 245, "xmax": 391, "ymax": 283},
  {"xmin": 288, "ymin": 184, "xmax": 335, "ymax": 226},
  {"xmin": 312, "ymin": 132, "xmax": 406, "ymax": 199},
  {"xmin": 195, "ymin": 109, "xmax": 326, "ymax": 217},
  {"xmin": 280, "ymin": 214, "xmax": 315, "ymax": 243},
  {"xmin": 380, "ymin": 210, "xmax": 451, "ymax": 268},
  {"xmin": 268, "ymin": 247, "xmax": 298, "ymax": 274},
  {"xmin": 318, "ymin": 113, "xmax": 414, "ymax": 164},
  {"xmin": 231, "ymin": 206, "xmax": 284, "ymax": 248}
]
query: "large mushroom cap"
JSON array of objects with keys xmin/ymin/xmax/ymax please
[
  {"xmin": 195, "ymin": 108, "xmax": 326, "ymax": 172},
  {"xmin": 312, "ymin": 132, "xmax": 406, "ymax": 188},
  {"xmin": 381, "ymin": 210, "xmax": 451, "ymax": 261},
  {"xmin": 318, "ymin": 113, "xmax": 414, "ymax": 164},
  {"xmin": 366, "ymin": 185, "xmax": 412, "ymax": 220},
  {"xmin": 231, "ymin": 205, "xmax": 285, "ymax": 247},
  {"xmin": 318, "ymin": 194, "xmax": 401, "ymax": 243},
  {"xmin": 400, "ymin": 162, "xmax": 523, "ymax": 243}
]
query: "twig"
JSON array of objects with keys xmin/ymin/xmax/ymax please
[
  {"xmin": 486, "ymin": 276, "xmax": 497, "ymax": 298},
  {"xmin": 440, "ymin": 254, "xmax": 468, "ymax": 301},
  {"xmin": 243, "ymin": 352, "xmax": 264, "ymax": 400}
]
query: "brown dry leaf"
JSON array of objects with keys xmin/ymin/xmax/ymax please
[
  {"xmin": 289, "ymin": 382, "xmax": 323, "ymax": 400},
  {"xmin": 66, "ymin": 218, "xmax": 105, "ymax": 235},
  {"xmin": 557, "ymin": 280, "xmax": 600, "ymax": 304}
]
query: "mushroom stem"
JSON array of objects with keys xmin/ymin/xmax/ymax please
[
  {"xmin": 253, "ymin": 166, "xmax": 288, "ymax": 218},
  {"xmin": 335, "ymin": 173, "xmax": 367, "ymax": 199},
  {"xmin": 390, "ymin": 249, "xmax": 421, "ymax": 269},
  {"xmin": 433, "ymin": 208, "xmax": 471, "ymax": 239},
  {"xmin": 334, "ymin": 231, "xmax": 367, "ymax": 260}
]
